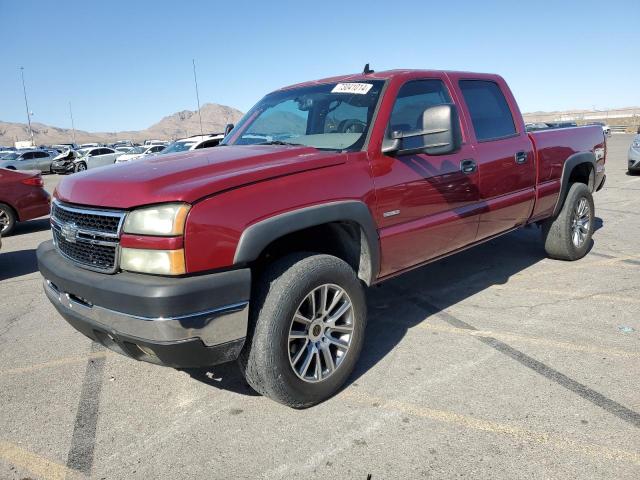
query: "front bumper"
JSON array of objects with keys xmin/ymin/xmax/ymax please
[
  {"xmin": 37, "ymin": 240, "xmax": 251, "ymax": 368},
  {"xmin": 51, "ymin": 162, "xmax": 75, "ymax": 174}
]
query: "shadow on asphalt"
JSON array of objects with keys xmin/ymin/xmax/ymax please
[
  {"xmin": 183, "ymin": 225, "xmax": 565, "ymax": 401},
  {"xmin": 0, "ymin": 248, "xmax": 38, "ymax": 281},
  {"xmin": 11, "ymin": 217, "xmax": 50, "ymax": 236}
]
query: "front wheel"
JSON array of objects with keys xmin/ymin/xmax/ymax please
[
  {"xmin": 75, "ymin": 162, "xmax": 87, "ymax": 172},
  {"xmin": 542, "ymin": 182, "xmax": 595, "ymax": 260},
  {"xmin": 238, "ymin": 253, "xmax": 366, "ymax": 408}
]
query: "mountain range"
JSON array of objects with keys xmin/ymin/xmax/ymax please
[{"xmin": 0, "ymin": 103, "xmax": 244, "ymax": 146}]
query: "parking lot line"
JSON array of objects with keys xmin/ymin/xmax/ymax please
[
  {"xmin": 342, "ymin": 391, "xmax": 640, "ymax": 465},
  {"xmin": 0, "ymin": 350, "xmax": 111, "ymax": 377},
  {"xmin": 0, "ymin": 441, "xmax": 83, "ymax": 480},
  {"xmin": 413, "ymin": 322, "xmax": 640, "ymax": 358},
  {"xmin": 514, "ymin": 254, "xmax": 640, "ymax": 280},
  {"xmin": 489, "ymin": 284, "xmax": 640, "ymax": 305}
]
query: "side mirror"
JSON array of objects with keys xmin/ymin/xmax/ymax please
[
  {"xmin": 382, "ymin": 104, "xmax": 462, "ymax": 156},
  {"xmin": 224, "ymin": 123, "xmax": 234, "ymax": 136}
]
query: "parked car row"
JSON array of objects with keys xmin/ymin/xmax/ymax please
[
  {"xmin": 0, "ymin": 133, "xmax": 224, "ymax": 176},
  {"xmin": 525, "ymin": 121, "xmax": 612, "ymax": 136}
]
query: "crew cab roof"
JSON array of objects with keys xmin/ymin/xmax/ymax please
[{"xmin": 278, "ymin": 69, "xmax": 504, "ymax": 91}]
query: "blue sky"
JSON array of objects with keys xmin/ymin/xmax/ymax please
[{"xmin": 1, "ymin": 0, "xmax": 637, "ymax": 132}]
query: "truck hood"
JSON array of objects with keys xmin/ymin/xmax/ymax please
[{"xmin": 54, "ymin": 145, "xmax": 345, "ymax": 208}]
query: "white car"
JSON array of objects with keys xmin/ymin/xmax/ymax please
[
  {"xmin": 159, "ymin": 135, "xmax": 224, "ymax": 155},
  {"xmin": 72, "ymin": 147, "xmax": 121, "ymax": 171},
  {"xmin": 115, "ymin": 146, "xmax": 134, "ymax": 154},
  {"xmin": 115, "ymin": 144, "xmax": 166, "ymax": 163}
]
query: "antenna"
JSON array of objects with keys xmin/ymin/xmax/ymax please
[
  {"xmin": 192, "ymin": 59, "xmax": 204, "ymax": 138},
  {"xmin": 68, "ymin": 101, "xmax": 76, "ymax": 145},
  {"xmin": 363, "ymin": 63, "xmax": 374, "ymax": 74},
  {"xmin": 19, "ymin": 67, "xmax": 35, "ymax": 146}
]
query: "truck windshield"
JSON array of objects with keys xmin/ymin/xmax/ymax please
[{"xmin": 222, "ymin": 80, "xmax": 385, "ymax": 151}]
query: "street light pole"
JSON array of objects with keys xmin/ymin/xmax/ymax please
[
  {"xmin": 192, "ymin": 59, "xmax": 204, "ymax": 138},
  {"xmin": 19, "ymin": 67, "xmax": 35, "ymax": 146},
  {"xmin": 68, "ymin": 101, "xmax": 76, "ymax": 145}
]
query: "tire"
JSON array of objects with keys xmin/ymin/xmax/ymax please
[
  {"xmin": 238, "ymin": 253, "xmax": 367, "ymax": 408},
  {"xmin": 542, "ymin": 182, "xmax": 594, "ymax": 260},
  {"xmin": 0, "ymin": 203, "xmax": 17, "ymax": 236},
  {"xmin": 75, "ymin": 162, "xmax": 87, "ymax": 172}
]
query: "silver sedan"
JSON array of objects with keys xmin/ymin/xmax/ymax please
[{"xmin": 0, "ymin": 149, "xmax": 54, "ymax": 172}]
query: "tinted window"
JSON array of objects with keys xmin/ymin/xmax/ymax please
[
  {"xmin": 459, "ymin": 80, "xmax": 515, "ymax": 141},
  {"xmin": 195, "ymin": 139, "xmax": 220, "ymax": 149},
  {"xmin": 385, "ymin": 79, "xmax": 452, "ymax": 150},
  {"xmin": 34, "ymin": 151, "xmax": 49, "ymax": 158},
  {"xmin": 21, "ymin": 152, "xmax": 35, "ymax": 160}
]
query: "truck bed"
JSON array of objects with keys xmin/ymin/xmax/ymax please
[{"xmin": 528, "ymin": 125, "xmax": 606, "ymax": 221}]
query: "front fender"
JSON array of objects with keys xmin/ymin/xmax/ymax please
[{"xmin": 234, "ymin": 200, "xmax": 380, "ymax": 283}]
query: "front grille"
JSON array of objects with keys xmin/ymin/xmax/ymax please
[
  {"xmin": 52, "ymin": 226, "xmax": 117, "ymax": 271},
  {"xmin": 51, "ymin": 201, "xmax": 125, "ymax": 273},
  {"xmin": 51, "ymin": 202, "xmax": 121, "ymax": 234}
]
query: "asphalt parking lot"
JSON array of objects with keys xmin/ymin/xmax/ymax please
[{"xmin": 0, "ymin": 135, "xmax": 638, "ymax": 479}]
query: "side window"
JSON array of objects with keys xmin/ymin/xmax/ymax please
[
  {"xmin": 152, "ymin": 146, "xmax": 164, "ymax": 152},
  {"xmin": 22, "ymin": 152, "xmax": 35, "ymax": 160},
  {"xmin": 385, "ymin": 79, "xmax": 452, "ymax": 150},
  {"xmin": 35, "ymin": 151, "xmax": 48, "ymax": 158},
  {"xmin": 459, "ymin": 80, "xmax": 516, "ymax": 141},
  {"xmin": 195, "ymin": 139, "xmax": 220, "ymax": 149}
]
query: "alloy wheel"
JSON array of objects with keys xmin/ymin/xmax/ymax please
[
  {"xmin": 0, "ymin": 209, "xmax": 9, "ymax": 234},
  {"xmin": 571, "ymin": 197, "xmax": 591, "ymax": 247},
  {"xmin": 288, "ymin": 284, "xmax": 354, "ymax": 383}
]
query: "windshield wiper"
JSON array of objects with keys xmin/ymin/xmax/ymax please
[{"xmin": 258, "ymin": 140, "xmax": 301, "ymax": 146}]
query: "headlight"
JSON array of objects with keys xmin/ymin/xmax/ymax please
[
  {"xmin": 123, "ymin": 203, "xmax": 190, "ymax": 236},
  {"xmin": 120, "ymin": 248, "xmax": 185, "ymax": 275}
]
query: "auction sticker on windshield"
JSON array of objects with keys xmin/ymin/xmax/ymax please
[{"xmin": 331, "ymin": 83, "xmax": 373, "ymax": 94}]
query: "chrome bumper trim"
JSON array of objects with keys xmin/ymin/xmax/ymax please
[{"xmin": 44, "ymin": 280, "xmax": 248, "ymax": 346}]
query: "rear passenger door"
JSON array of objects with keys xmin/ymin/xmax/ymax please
[
  {"xmin": 34, "ymin": 151, "xmax": 51, "ymax": 171},
  {"xmin": 456, "ymin": 79, "xmax": 535, "ymax": 239}
]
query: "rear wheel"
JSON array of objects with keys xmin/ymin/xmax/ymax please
[
  {"xmin": 542, "ymin": 182, "xmax": 594, "ymax": 260},
  {"xmin": 238, "ymin": 253, "xmax": 366, "ymax": 408},
  {"xmin": 0, "ymin": 203, "xmax": 17, "ymax": 236}
]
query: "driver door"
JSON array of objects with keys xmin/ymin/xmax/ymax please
[{"xmin": 371, "ymin": 78, "xmax": 481, "ymax": 277}]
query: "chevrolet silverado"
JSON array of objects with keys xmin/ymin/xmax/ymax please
[{"xmin": 37, "ymin": 69, "xmax": 606, "ymax": 407}]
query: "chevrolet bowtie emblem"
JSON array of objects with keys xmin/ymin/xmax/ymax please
[{"xmin": 60, "ymin": 222, "xmax": 79, "ymax": 243}]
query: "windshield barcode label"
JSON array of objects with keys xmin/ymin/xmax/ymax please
[{"xmin": 331, "ymin": 83, "xmax": 373, "ymax": 95}]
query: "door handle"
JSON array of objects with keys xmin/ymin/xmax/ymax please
[
  {"xmin": 460, "ymin": 159, "xmax": 477, "ymax": 174},
  {"xmin": 515, "ymin": 151, "xmax": 527, "ymax": 164}
]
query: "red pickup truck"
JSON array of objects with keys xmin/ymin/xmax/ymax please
[{"xmin": 37, "ymin": 69, "xmax": 606, "ymax": 407}]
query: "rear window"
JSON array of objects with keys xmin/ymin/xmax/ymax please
[{"xmin": 459, "ymin": 80, "xmax": 516, "ymax": 141}]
